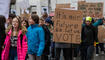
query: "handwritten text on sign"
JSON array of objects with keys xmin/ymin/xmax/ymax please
[
  {"xmin": 78, "ymin": 2, "xmax": 103, "ymax": 18},
  {"xmin": 53, "ymin": 8, "xmax": 83, "ymax": 44},
  {"xmin": 98, "ymin": 26, "xmax": 105, "ymax": 43}
]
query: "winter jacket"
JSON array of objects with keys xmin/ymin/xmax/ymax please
[
  {"xmin": 42, "ymin": 24, "xmax": 51, "ymax": 55},
  {"xmin": 1, "ymin": 29, "xmax": 28, "ymax": 60},
  {"xmin": 42, "ymin": 24, "xmax": 51, "ymax": 47},
  {"xmin": 26, "ymin": 24, "xmax": 45, "ymax": 56},
  {"xmin": 81, "ymin": 24, "xmax": 97, "ymax": 45}
]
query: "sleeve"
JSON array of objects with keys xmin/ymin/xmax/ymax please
[
  {"xmin": 81, "ymin": 26, "xmax": 84, "ymax": 43},
  {"xmin": 93, "ymin": 19, "xmax": 102, "ymax": 27},
  {"xmin": 37, "ymin": 28, "xmax": 45, "ymax": 56},
  {"xmin": 93, "ymin": 27, "xmax": 98, "ymax": 42}
]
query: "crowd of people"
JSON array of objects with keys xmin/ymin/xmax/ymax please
[{"xmin": 0, "ymin": 11, "xmax": 105, "ymax": 60}]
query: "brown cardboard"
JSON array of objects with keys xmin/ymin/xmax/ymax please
[
  {"xmin": 78, "ymin": 2, "xmax": 103, "ymax": 18},
  {"xmin": 98, "ymin": 26, "xmax": 105, "ymax": 43},
  {"xmin": 53, "ymin": 8, "xmax": 83, "ymax": 44},
  {"xmin": 20, "ymin": 13, "xmax": 30, "ymax": 19},
  {"xmin": 56, "ymin": 4, "xmax": 70, "ymax": 8}
]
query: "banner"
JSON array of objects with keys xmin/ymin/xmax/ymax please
[
  {"xmin": 53, "ymin": 8, "xmax": 83, "ymax": 44},
  {"xmin": 78, "ymin": 2, "xmax": 103, "ymax": 18},
  {"xmin": 0, "ymin": 0, "xmax": 11, "ymax": 19}
]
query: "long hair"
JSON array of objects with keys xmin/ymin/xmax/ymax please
[
  {"xmin": 21, "ymin": 18, "xmax": 29, "ymax": 28},
  {"xmin": 6, "ymin": 16, "xmax": 22, "ymax": 36},
  {"xmin": 0, "ymin": 15, "xmax": 6, "ymax": 30}
]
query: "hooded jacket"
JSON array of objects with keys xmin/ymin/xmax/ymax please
[
  {"xmin": 26, "ymin": 24, "xmax": 45, "ymax": 56},
  {"xmin": 1, "ymin": 26, "xmax": 28, "ymax": 60}
]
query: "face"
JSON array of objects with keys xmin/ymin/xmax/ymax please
[
  {"xmin": 21, "ymin": 21, "xmax": 27, "ymax": 27},
  {"xmin": 28, "ymin": 16, "xmax": 35, "ymax": 25},
  {"xmin": 103, "ymin": 20, "xmax": 105, "ymax": 24},
  {"xmin": 45, "ymin": 22, "xmax": 50, "ymax": 26},
  {"xmin": 39, "ymin": 20, "xmax": 45, "ymax": 25},
  {"xmin": 12, "ymin": 18, "xmax": 19, "ymax": 28},
  {"xmin": 7, "ymin": 17, "xmax": 12, "ymax": 24},
  {"xmin": 85, "ymin": 21, "xmax": 91, "ymax": 26}
]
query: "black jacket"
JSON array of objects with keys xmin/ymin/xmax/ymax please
[
  {"xmin": 42, "ymin": 25, "xmax": 51, "ymax": 55},
  {"xmin": 42, "ymin": 25, "xmax": 51, "ymax": 46},
  {"xmin": 81, "ymin": 24, "xmax": 97, "ymax": 45}
]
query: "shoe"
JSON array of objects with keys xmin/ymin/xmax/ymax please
[
  {"xmin": 96, "ymin": 54, "xmax": 99, "ymax": 56},
  {"xmin": 73, "ymin": 57, "xmax": 76, "ymax": 60},
  {"xmin": 101, "ymin": 51, "xmax": 104, "ymax": 54}
]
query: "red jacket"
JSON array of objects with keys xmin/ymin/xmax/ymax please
[{"xmin": 1, "ymin": 29, "xmax": 28, "ymax": 60}]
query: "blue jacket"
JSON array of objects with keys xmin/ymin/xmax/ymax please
[{"xmin": 26, "ymin": 24, "xmax": 45, "ymax": 56}]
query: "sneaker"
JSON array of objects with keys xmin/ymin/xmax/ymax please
[
  {"xmin": 101, "ymin": 51, "xmax": 104, "ymax": 54},
  {"xmin": 96, "ymin": 54, "xmax": 99, "ymax": 56},
  {"xmin": 73, "ymin": 57, "xmax": 76, "ymax": 60}
]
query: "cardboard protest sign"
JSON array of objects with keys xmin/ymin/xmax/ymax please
[
  {"xmin": 56, "ymin": 4, "xmax": 70, "ymax": 8},
  {"xmin": 78, "ymin": 2, "xmax": 103, "ymax": 18},
  {"xmin": 98, "ymin": 26, "xmax": 105, "ymax": 43},
  {"xmin": 20, "ymin": 13, "xmax": 30, "ymax": 19},
  {"xmin": 53, "ymin": 8, "xmax": 83, "ymax": 44}
]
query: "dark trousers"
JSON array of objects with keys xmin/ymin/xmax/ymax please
[
  {"xmin": 9, "ymin": 47, "xmax": 17, "ymax": 60},
  {"xmin": 73, "ymin": 46, "xmax": 80, "ymax": 57},
  {"xmin": 80, "ymin": 45, "xmax": 94, "ymax": 60},
  {"xmin": 41, "ymin": 46, "xmax": 50, "ymax": 60},
  {"xmin": 41, "ymin": 55, "xmax": 48, "ymax": 60},
  {"xmin": 96, "ymin": 43, "xmax": 104, "ymax": 54},
  {"xmin": 55, "ymin": 48, "xmax": 72, "ymax": 60}
]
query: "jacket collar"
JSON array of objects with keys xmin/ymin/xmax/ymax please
[
  {"xmin": 30, "ymin": 24, "xmax": 39, "ymax": 28},
  {"xmin": 8, "ymin": 29, "xmax": 22, "ymax": 37}
]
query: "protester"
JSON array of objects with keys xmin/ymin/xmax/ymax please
[
  {"xmin": 96, "ymin": 18, "xmax": 105, "ymax": 56},
  {"xmin": 42, "ymin": 12, "xmax": 48, "ymax": 20},
  {"xmin": 1, "ymin": 16, "xmax": 28, "ymax": 60},
  {"xmin": 45, "ymin": 17, "xmax": 53, "ymax": 33},
  {"xmin": 45, "ymin": 17, "xmax": 55, "ymax": 59},
  {"xmin": 45, "ymin": 17, "xmax": 72, "ymax": 60},
  {"xmin": 39, "ymin": 18, "xmax": 51, "ymax": 60},
  {"xmin": 81, "ymin": 16, "xmax": 98, "ymax": 60},
  {"xmin": 0, "ymin": 15, "xmax": 6, "ymax": 60},
  {"xmin": 21, "ymin": 18, "xmax": 29, "ymax": 28},
  {"xmin": 26, "ymin": 14, "xmax": 45, "ymax": 60}
]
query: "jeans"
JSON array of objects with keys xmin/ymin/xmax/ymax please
[
  {"xmin": 80, "ymin": 45, "xmax": 94, "ymax": 60},
  {"xmin": 55, "ymin": 48, "xmax": 72, "ymax": 60},
  {"xmin": 28, "ymin": 54, "xmax": 41, "ymax": 60},
  {"xmin": 9, "ymin": 47, "xmax": 17, "ymax": 60}
]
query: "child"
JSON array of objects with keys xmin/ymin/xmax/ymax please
[{"xmin": 26, "ymin": 14, "xmax": 45, "ymax": 60}]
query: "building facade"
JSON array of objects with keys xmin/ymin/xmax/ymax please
[{"xmin": 10, "ymin": 0, "xmax": 105, "ymax": 17}]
